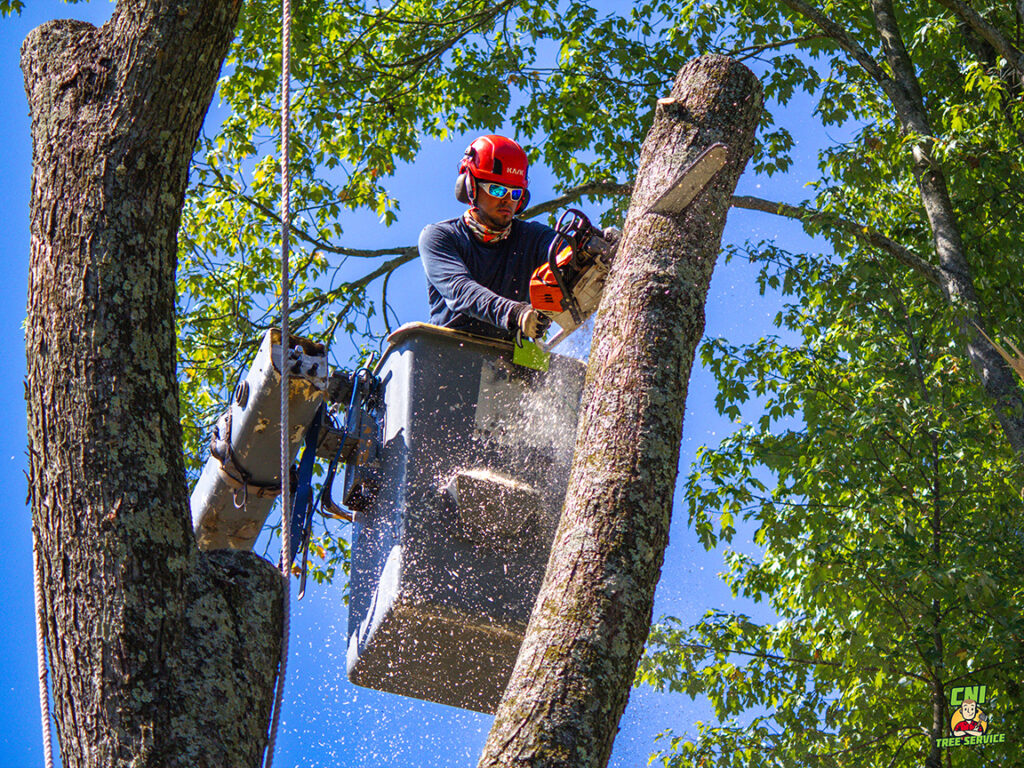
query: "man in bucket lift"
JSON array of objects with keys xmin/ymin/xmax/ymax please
[{"xmin": 419, "ymin": 134, "xmax": 555, "ymax": 342}]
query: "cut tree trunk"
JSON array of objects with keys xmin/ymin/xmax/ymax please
[
  {"xmin": 22, "ymin": 4, "xmax": 283, "ymax": 767},
  {"xmin": 478, "ymin": 55, "xmax": 763, "ymax": 768}
]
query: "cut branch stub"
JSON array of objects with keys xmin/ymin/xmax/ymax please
[{"xmin": 478, "ymin": 54, "xmax": 763, "ymax": 768}]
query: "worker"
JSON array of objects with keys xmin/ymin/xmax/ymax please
[{"xmin": 419, "ymin": 134, "xmax": 555, "ymax": 342}]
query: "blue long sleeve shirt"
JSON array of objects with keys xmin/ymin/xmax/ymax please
[{"xmin": 419, "ymin": 217, "xmax": 557, "ymax": 341}]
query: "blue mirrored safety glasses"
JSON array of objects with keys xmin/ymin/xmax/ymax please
[{"xmin": 479, "ymin": 181, "xmax": 525, "ymax": 201}]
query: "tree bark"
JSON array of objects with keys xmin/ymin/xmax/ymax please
[
  {"xmin": 22, "ymin": 3, "xmax": 283, "ymax": 767},
  {"xmin": 932, "ymin": 0, "xmax": 1024, "ymax": 79},
  {"xmin": 478, "ymin": 55, "xmax": 763, "ymax": 768}
]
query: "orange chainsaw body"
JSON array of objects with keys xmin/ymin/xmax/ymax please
[
  {"xmin": 527, "ymin": 210, "xmax": 618, "ymax": 350},
  {"xmin": 529, "ymin": 244, "xmax": 576, "ymax": 313}
]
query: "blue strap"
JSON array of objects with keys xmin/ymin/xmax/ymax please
[{"xmin": 288, "ymin": 405, "xmax": 323, "ymax": 564}]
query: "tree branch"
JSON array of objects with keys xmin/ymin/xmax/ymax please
[
  {"xmin": 362, "ymin": 0, "xmax": 519, "ymax": 72},
  {"xmin": 779, "ymin": 0, "xmax": 946, "ymax": 150},
  {"xmin": 943, "ymin": 653, "xmax": 1024, "ymax": 688},
  {"xmin": 201, "ymin": 168, "xmax": 409, "ymax": 259},
  {"xmin": 203, "ymin": 171, "xmax": 627, "ymax": 262},
  {"xmin": 817, "ymin": 728, "xmax": 922, "ymax": 759},
  {"xmin": 933, "ymin": 0, "xmax": 1024, "ymax": 77},
  {"xmin": 871, "ymin": 0, "xmax": 930, "ymax": 122},
  {"xmin": 285, "ymin": 248, "xmax": 420, "ymax": 332},
  {"xmin": 885, "ymin": 733, "xmax": 923, "ymax": 768},
  {"xmin": 778, "ymin": 0, "xmax": 903, "ymax": 103},
  {"xmin": 211, "ymin": 137, "xmax": 1024, "ymax": 455},
  {"xmin": 672, "ymin": 641, "xmax": 929, "ymax": 681},
  {"xmin": 518, "ymin": 180, "xmax": 632, "ymax": 219},
  {"xmin": 776, "ymin": 0, "xmax": 1024, "ymax": 458},
  {"xmin": 866, "ymin": 0, "xmax": 1024, "ymax": 457},
  {"xmin": 726, "ymin": 34, "xmax": 826, "ymax": 62},
  {"xmin": 731, "ymin": 194, "xmax": 943, "ymax": 285}
]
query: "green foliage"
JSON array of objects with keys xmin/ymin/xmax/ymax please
[
  {"xmin": 634, "ymin": 4, "xmax": 1024, "ymax": 761},
  {"xmin": 2, "ymin": 0, "xmax": 92, "ymax": 13},
  {"xmin": 630, "ymin": 3, "xmax": 1024, "ymax": 765},
  {"xmin": 175, "ymin": 0, "xmax": 834, "ymax": 470},
  {"xmin": 181, "ymin": 1, "xmax": 860, "ymax": 468},
  {"xmin": 179, "ymin": 0, "xmax": 693, "ymax": 472},
  {"xmin": 175, "ymin": 1, "xmax": 767, "ymax": 586},
  {"xmin": 640, "ymin": 246, "xmax": 1023, "ymax": 765},
  {"xmin": 306, "ymin": 527, "xmax": 352, "ymax": 591}
]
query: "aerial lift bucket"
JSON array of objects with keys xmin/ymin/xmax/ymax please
[
  {"xmin": 346, "ymin": 323, "xmax": 586, "ymax": 713},
  {"xmin": 188, "ymin": 323, "xmax": 586, "ymax": 714}
]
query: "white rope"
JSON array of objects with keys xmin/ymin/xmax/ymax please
[
  {"xmin": 264, "ymin": 0, "xmax": 292, "ymax": 763},
  {"xmin": 32, "ymin": 527, "xmax": 55, "ymax": 768}
]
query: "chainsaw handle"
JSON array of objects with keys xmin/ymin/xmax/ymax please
[{"xmin": 545, "ymin": 229, "xmax": 583, "ymax": 326}]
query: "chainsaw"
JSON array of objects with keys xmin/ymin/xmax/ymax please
[
  {"xmin": 528, "ymin": 143, "xmax": 728, "ymax": 351},
  {"xmin": 529, "ymin": 209, "xmax": 618, "ymax": 351}
]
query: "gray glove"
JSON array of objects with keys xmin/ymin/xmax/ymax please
[{"xmin": 510, "ymin": 302, "xmax": 551, "ymax": 340}]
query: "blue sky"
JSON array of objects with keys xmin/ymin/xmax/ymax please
[{"xmin": 1, "ymin": 3, "xmax": 825, "ymax": 766}]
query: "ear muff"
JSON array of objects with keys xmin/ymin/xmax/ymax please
[
  {"xmin": 454, "ymin": 172, "xmax": 470, "ymax": 204},
  {"xmin": 454, "ymin": 173, "xmax": 477, "ymax": 205},
  {"xmin": 455, "ymin": 144, "xmax": 481, "ymax": 204},
  {"xmin": 515, "ymin": 188, "xmax": 530, "ymax": 213}
]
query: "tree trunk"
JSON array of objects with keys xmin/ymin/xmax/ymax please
[
  {"xmin": 478, "ymin": 55, "xmax": 763, "ymax": 768},
  {"xmin": 22, "ymin": 3, "xmax": 283, "ymax": 767},
  {"xmin": 783, "ymin": 0, "xmax": 1024, "ymax": 465}
]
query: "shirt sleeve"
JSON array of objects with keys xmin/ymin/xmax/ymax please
[{"xmin": 419, "ymin": 223, "xmax": 521, "ymax": 331}]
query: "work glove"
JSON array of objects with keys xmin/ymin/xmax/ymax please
[{"xmin": 510, "ymin": 302, "xmax": 551, "ymax": 340}]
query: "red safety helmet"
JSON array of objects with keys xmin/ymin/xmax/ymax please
[{"xmin": 455, "ymin": 135, "xmax": 531, "ymax": 213}]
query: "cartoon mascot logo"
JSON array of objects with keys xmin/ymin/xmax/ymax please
[
  {"xmin": 950, "ymin": 697, "xmax": 987, "ymax": 739},
  {"xmin": 936, "ymin": 685, "xmax": 1006, "ymax": 748}
]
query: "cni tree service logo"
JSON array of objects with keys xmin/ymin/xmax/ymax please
[{"xmin": 935, "ymin": 685, "xmax": 1006, "ymax": 748}]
